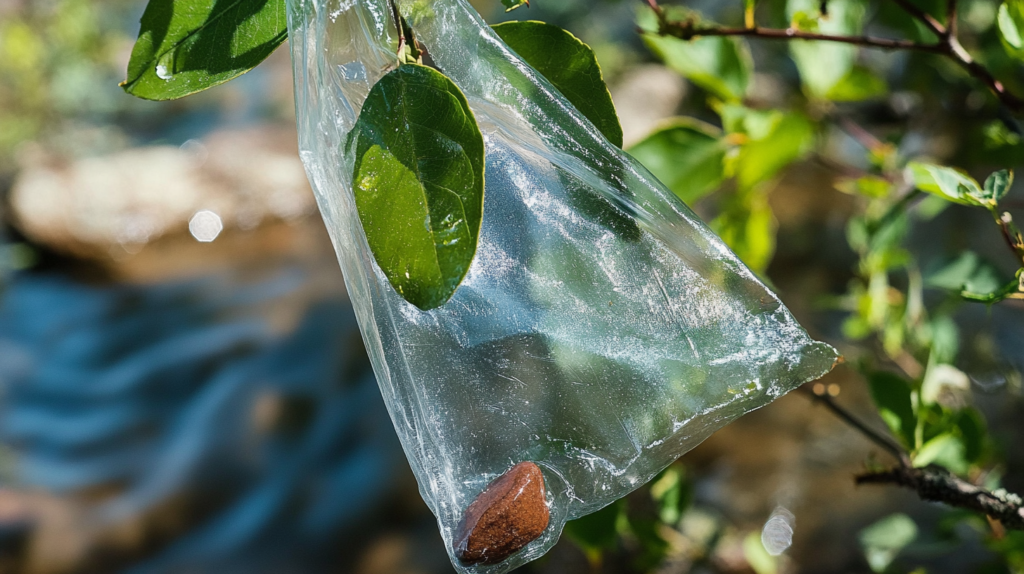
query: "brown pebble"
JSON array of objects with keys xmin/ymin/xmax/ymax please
[{"xmin": 453, "ymin": 461, "xmax": 550, "ymax": 566}]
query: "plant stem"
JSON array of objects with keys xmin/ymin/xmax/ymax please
[
  {"xmin": 798, "ymin": 385, "xmax": 911, "ymax": 467},
  {"xmin": 654, "ymin": 24, "xmax": 946, "ymax": 54},
  {"xmin": 891, "ymin": 0, "xmax": 946, "ymax": 38},
  {"xmin": 801, "ymin": 384, "xmax": 1024, "ymax": 530},
  {"xmin": 946, "ymin": 0, "xmax": 959, "ymax": 39},
  {"xmin": 857, "ymin": 466, "xmax": 1024, "ymax": 531}
]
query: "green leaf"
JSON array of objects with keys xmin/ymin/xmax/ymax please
[
  {"xmin": 640, "ymin": 8, "xmax": 752, "ymax": 102},
  {"xmin": 787, "ymin": 0, "xmax": 866, "ymax": 98},
  {"xmin": 501, "ymin": 0, "xmax": 529, "ymax": 12},
  {"xmin": 649, "ymin": 464, "xmax": 691, "ymax": 526},
  {"xmin": 956, "ymin": 408, "xmax": 986, "ymax": 464},
  {"xmin": 906, "ymin": 162, "xmax": 985, "ymax": 206},
  {"xmin": 733, "ymin": 111, "xmax": 815, "ymax": 190},
  {"xmin": 983, "ymin": 169, "xmax": 1014, "ymax": 203},
  {"xmin": 348, "ymin": 64, "xmax": 485, "ymax": 311},
  {"xmin": 927, "ymin": 251, "xmax": 1010, "ymax": 293},
  {"xmin": 960, "ymin": 276, "xmax": 1022, "ymax": 303},
  {"xmin": 563, "ymin": 501, "xmax": 623, "ymax": 562},
  {"xmin": 627, "ymin": 118, "xmax": 727, "ymax": 204},
  {"xmin": 493, "ymin": 21, "xmax": 623, "ymax": 147},
  {"xmin": 712, "ymin": 188, "xmax": 776, "ymax": 273},
  {"xmin": 826, "ymin": 66, "xmax": 888, "ymax": 102},
  {"xmin": 859, "ymin": 514, "xmax": 918, "ymax": 573},
  {"xmin": 998, "ymin": 1, "xmax": 1024, "ymax": 59},
  {"xmin": 835, "ymin": 175, "xmax": 893, "ymax": 198},
  {"xmin": 866, "ymin": 371, "xmax": 916, "ymax": 448},
  {"xmin": 122, "ymin": 0, "xmax": 287, "ymax": 100},
  {"xmin": 914, "ymin": 432, "xmax": 969, "ymax": 474},
  {"xmin": 925, "ymin": 251, "xmax": 1019, "ymax": 303},
  {"xmin": 743, "ymin": 532, "xmax": 778, "ymax": 574},
  {"xmin": 920, "ymin": 363, "xmax": 969, "ymax": 405}
]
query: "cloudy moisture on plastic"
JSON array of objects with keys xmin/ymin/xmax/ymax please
[{"xmin": 286, "ymin": 0, "xmax": 839, "ymax": 571}]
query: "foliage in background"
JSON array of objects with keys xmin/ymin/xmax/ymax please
[
  {"xmin": 0, "ymin": 0, "xmax": 138, "ymax": 173},
  {"xmin": 4, "ymin": 0, "xmax": 1023, "ymax": 571}
]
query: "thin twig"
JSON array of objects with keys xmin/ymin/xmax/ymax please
[
  {"xmin": 799, "ymin": 385, "xmax": 912, "ymax": 467},
  {"xmin": 994, "ymin": 211, "xmax": 1024, "ymax": 264},
  {"xmin": 801, "ymin": 384, "xmax": 1024, "ymax": 530},
  {"xmin": 840, "ymin": 117, "xmax": 888, "ymax": 154},
  {"xmin": 947, "ymin": 0, "xmax": 959, "ymax": 39},
  {"xmin": 858, "ymin": 466, "xmax": 1024, "ymax": 530},
  {"xmin": 655, "ymin": 24, "xmax": 946, "ymax": 54},
  {"xmin": 891, "ymin": 0, "xmax": 947, "ymax": 38}
]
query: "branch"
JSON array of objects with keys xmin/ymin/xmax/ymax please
[
  {"xmin": 994, "ymin": 211, "xmax": 1024, "ymax": 265},
  {"xmin": 799, "ymin": 385, "xmax": 911, "ymax": 467},
  {"xmin": 858, "ymin": 466, "xmax": 1024, "ymax": 531},
  {"xmin": 801, "ymin": 384, "xmax": 1024, "ymax": 531},
  {"xmin": 946, "ymin": 0, "xmax": 959, "ymax": 39},
  {"xmin": 891, "ymin": 0, "xmax": 946, "ymax": 38},
  {"xmin": 654, "ymin": 23, "xmax": 945, "ymax": 54},
  {"xmin": 641, "ymin": 0, "xmax": 1024, "ymax": 111}
]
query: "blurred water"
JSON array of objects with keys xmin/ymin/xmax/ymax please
[{"xmin": 0, "ymin": 270, "xmax": 402, "ymax": 573}]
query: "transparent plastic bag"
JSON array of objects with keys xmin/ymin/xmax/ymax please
[{"xmin": 286, "ymin": 0, "xmax": 839, "ymax": 571}]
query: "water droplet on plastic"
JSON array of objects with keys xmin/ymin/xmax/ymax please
[{"xmin": 155, "ymin": 53, "xmax": 174, "ymax": 80}]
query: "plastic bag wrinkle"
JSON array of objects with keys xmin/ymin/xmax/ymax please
[{"xmin": 287, "ymin": 0, "xmax": 838, "ymax": 572}]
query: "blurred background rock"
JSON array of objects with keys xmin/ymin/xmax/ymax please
[{"xmin": 1, "ymin": 0, "xmax": 1023, "ymax": 573}]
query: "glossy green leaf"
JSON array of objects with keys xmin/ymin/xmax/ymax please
[
  {"xmin": 348, "ymin": 64, "xmax": 485, "ymax": 311},
  {"xmin": 867, "ymin": 371, "xmax": 916, "ymax": 448},
  {"xmin": 983, "ymin": 169, "xmax": 1014, "ymax": 203},
  {"xmin": 998, "ymin": 1, "xmax": 1024, "ymax": 60},
  {"xmin": 627, "ymin": 118, "xmax": 727, "ymax": 204},
  {"xmin": 493, "ymin": 21, "xmax": 623, "ymax": 147},
  {"xmin": 122, "ymin": 0, "xmax": 287, "ymax": 100},
  {"xmin": 906, "ymin": 162, "xmax": 985, "ymax": 206},
  {"xmin": 859, "ymin": 514, "xmax": 918, "ymax": 573},
  {"xmin": 787, "ymin": 0, "xmax": 866, "ymax": 98},
  {"xmin": 640, "ymin": 8, "xmax": 752, "ymax": 102}
]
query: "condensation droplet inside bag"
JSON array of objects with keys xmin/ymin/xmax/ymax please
[{"xmin": 285, "ymin": 0, "xmax": 839, "ymax": 572}]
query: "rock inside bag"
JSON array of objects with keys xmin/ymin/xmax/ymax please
[{"xmin": 286, "ymin": 0, "xmax": 839, "ymax": 572}]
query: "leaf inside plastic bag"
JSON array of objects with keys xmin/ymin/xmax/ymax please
[{"xmin": 286, "ymin": 1, "xmax": 838, "ymax": 572}]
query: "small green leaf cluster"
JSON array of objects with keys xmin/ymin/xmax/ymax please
[
  {"xmin": 635, "ymin": 5, "xmax": 820, "ymax": 273},
  {"xmin": 564, "ymin": 463, "xmax": 695, "ymax": 571}
]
